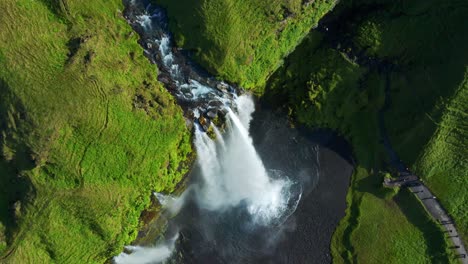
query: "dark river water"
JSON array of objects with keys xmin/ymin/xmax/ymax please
[
  {"xmin": 167, "ymin": 106, "xmax": 353, "ymax": 264},
  {"xmin": 120, "ymin": 2, "xmax": 354, "ymax": 263}
]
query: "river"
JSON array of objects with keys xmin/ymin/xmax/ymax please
[{"xmin": 114, "ymin": 1, "xmax": 353, "ymax": 263}]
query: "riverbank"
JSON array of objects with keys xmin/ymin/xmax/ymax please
[
  {"xmin": 263, "ymin": 0, "xmax": 466, "ymax": 262},
  {"xmin": 137, "ymin": 0, "xmax": 467, "ymax": 262},
  {"xmin": 0, "ymin": 0, "xmax": 193, "ymax": 262},
  {"xmin": 159, "ymin": 105, "xmax": 354, "ymax": 263},
  {"xmin": 153, "ymin": 0, "xmax": 337, "ymax": 89},
  {"xmin": 251, "ymin": 106, "xmax": 354, "ymax": 263}
]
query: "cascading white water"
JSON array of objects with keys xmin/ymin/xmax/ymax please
[
  {"xmin": 115, "ymin": 95, "xmax": 298, "ymax": 264},
  {"xmin": 211, "ymin": 125, "xmax": 226, "ymax": 148},
  {"xmin": 158, "ymin": 36, "xmax": 174, "ymax": 68},
  {"xmin": 116, "ymin": 4, "xmax": 301, "ymax": 263},
  {"xmin": 136, "ymin": 14, "xmax": 152, "ymax": 30},
  {"xmin": 193, "ymin": 95, "xmax": 293, "ymax": 224},
  {"xmin": 114, "ymin": 233, "xmax": 179, "ymax": 264}
]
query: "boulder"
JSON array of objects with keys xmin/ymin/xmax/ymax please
[
  {"xmin": 205, "ymin": 109, "xmax": 217, "ymax": 119},
  {"xmin": 157, "ymin": 75, "xmax": 171, "ymax": 85},
  {"xmin": 216, "ymin": 82, "xmax": 229, "ymax": 93},
  {"xmin": 198, "ymin": 116, "xmax": 211, "ymax": 132}
]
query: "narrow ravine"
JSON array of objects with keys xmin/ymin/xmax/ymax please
[
  {"xmin": 316, "ymin": 8, "xmax": 468, "ymax": 262},
  {"xmin": 114, "ymin": 1, "xmax": 353, "ymax": 263}
]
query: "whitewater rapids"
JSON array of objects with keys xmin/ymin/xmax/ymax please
[
  {"xmin": 193, "ymin": 95, "xmax": 298, "ymax": 225},
  {"xmin": 115, "ymin": 95, "xmax": 301, "ymax": 264}
]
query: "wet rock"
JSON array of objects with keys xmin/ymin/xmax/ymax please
[
  {"xmin": 208, "ymin": 100, "xmax": 223, "ymax": 108},
  {"xmin": 205, "ymin": 109, "xmax": 217, "ymax": 119},
  {"xmin": 165, "ymin": 82, "xmax": 178, "ymax": 93},
  {"xmin": 183, "ymin": 92, "xmax": 194, "ymax": 99},
  {"xmin": 198, "ymin": 116, "xmax": 211, "ymax": 132},
  {"xmin": 218, "ymin": 107, "xmax": 229, "ymax": 117},
  {"xmin": 158, "ymin": 75, "xmax": 171, "ymax": 85},
  {"xmin": 187, "ymin": 110, "xmax": 196, "ymax": 120},
  {"xmin": 216, "ymin": 83, "xmax": 229, "ymax": 93},
  {"xmin": 185, "ymin": 118, "xmax": 194, "ymax": 130}
]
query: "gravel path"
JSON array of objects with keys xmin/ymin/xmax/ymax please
[{"xmin": 408, "ymin": 182, "xmax": 468, "ymax": 263}]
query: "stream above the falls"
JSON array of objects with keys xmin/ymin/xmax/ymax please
[{"xmin": 115, "ymin": 1, "xmax": 354, "ymax": 263}]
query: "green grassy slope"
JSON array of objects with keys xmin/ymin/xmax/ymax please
[
  {"xmin": 262, "ymin": 0, "xmax": 466, "ymax": 262},
  {"xmin": 413, "ymin": 81, "xmax": 468, "ymax": 243},
  {"xmin": 154, "ymin": 0, "xmax": 336, "ymax": 89},
  {"xmin": 339, "ymin": 0, "xmax": 468, "ymax": 243},
  {"xmin": 153, "ymin": 0, "xmax": 466, "ymax": 261},
  {"xmin": 369, "ymin": 0, "xmax": 468, "ymax": 242},
  {"xmin": 265, "ymin": 31, "xmax": 455, "ymax": 263},
  {"xmin": 0, "ymin": 0, "xmax": 191, "ymax": 262}
]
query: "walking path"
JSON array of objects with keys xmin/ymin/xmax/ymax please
[
  {"xmin": 376, "ymin": 61, "xmax": 467, "ymax": 263},
  {"xmin": 384, "ymin": 174, "xmax": 468, "ymax": 263},
  {"xmin": 317, "ymin": 18, "xmax": 467, "ymax": 262},
  {"xmin": 408, "ymin": 181, "xmax": 468, "ymax": 263}
]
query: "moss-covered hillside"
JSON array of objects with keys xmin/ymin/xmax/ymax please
[
  {"xmin": 156, "ymin": 0, "xmax": 467, "ymax": 262},
  {"xmin": 155, "ymin": 0, "xmax": 336, "ymax": 89},
  {"xmin": 1, "ymin": 0, "xmax": 465, "ymax": 262},
  {"xmin": 265, "ymin": 0, "xmax": 467, "ymax": 262},
  {"xmin": 0, "ymin": 0, "xmax": 191, "ymax": 262}
]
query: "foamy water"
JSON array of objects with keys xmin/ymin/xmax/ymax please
[
  {"xmin": 193, "ymin": 95, "xmax": 296, "ymax": 225},
  {"xmin": 115, "ymin": 2, "xmax": 302, "ymax": 263}
]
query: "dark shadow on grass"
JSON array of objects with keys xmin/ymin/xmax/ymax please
[
  {"xmin": 339, "ymin": 193, "xmax": 361, "ymax": 264},
  {"xmin": 356, "ymin": 170, "xmax": 396, "ymax": 199},
  {"xmin": 38, "ymin": 0, "xmax": 70, "ymax": 20},
  {"xmin": 0, "ymin": 79, "xmax": 34, "ymax": 248},
  {"xmin": 394, "ymin": 189, "xmax": 450, "ymax": 263}
]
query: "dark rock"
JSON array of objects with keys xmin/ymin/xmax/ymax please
[
  {"xmin": 183, "ymin": 92, "xmax": 193, "ymax": 99},
  {"xmin": 208, "ymin": 100, "xmax": 223, "ymax": 108},
  {"xmin": 167, "ymin": 83, "xmax": 178, "ymax": 92},
  {"xmin": 205, "ymin": 109, "xmax": 217, "ymax": 119},
  {"xmin": 216, "ymin": 83, "xmax": 229, "ymax": 93},
  {"xmin": 158, "ymin": 75, "xmax": 171, "ymax": 85},
  {"xmin": 198, "ymin": 116, "xmax": 211, "ymax": 132},
  {"xmin": 187, "ymin": 110, "xmax": 196, "ymax": 120},
  {"xmin": 218, "ymin": 108, "xmax": 229, "ymax": 117}
]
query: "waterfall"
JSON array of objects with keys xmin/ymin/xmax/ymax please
[
  {"xmin": 193, "ymin": 95, "xmax": 293, "ymax": 225},
  {"xmin": 116, "ymin": 3, "xmax": 302, "ymax": 263},
  {"xmin": 115, "ymin": 95, "xmax": 299, "ymax": 264},
  {"xmin": 114, "ymin": 234, "xmax": 179, "ymax": 264}
]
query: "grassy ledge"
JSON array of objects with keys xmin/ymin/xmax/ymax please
[
  {"xmin": 153, "ymin": 0, "xmax": 466, "ymax": 262},
  {"xmin": 263, "ymin": 0, "xmax": 466, "ymax": 262},
  {"xmin": 0, "ymin": 0, "xmax": 192, "ymax": 262},
  {"xmin": 154, "ymin": 0, "xmax": 337, "ymax": 90}
]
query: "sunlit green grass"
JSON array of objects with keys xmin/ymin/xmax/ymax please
[
  {"xmin": 413, "ymin": 79, "xmax": 468, "ymax": 243},
  {"xmin": 262, "ymin": 0, "xmax": 465, "ymax": 262},
  {"xmin": 264, "ymin": 34, "xmax": 453, "ymax": 262},
  {"xmin": 155, "ymin": 0, "xmax": 336, "ymax": 89},
  {"xmin": 0, "ymin": 0, "xmax": 192, "ymax": 262},
  {"xmin": 360, "ymin": 0, "xmax": 468, "ymax": 243}
]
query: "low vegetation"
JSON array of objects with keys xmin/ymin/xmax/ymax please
[
  {"xmin": 263, "ymin": 0, "xmax": 466, "ymax": 262},
  {"xmin": 0, "ymin": 0, "xmax": 191, "ymax": 262},
  {"xmin": 264, "ymin": 29, "xmax": 455, "ymax": 263},
  {"xmin": 151, "ymin": 0, "xmax": 466, "ymax": 262},
  {"xmin": 154, "ymin": 0, "xmax": 337, "ymax": 89}
]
